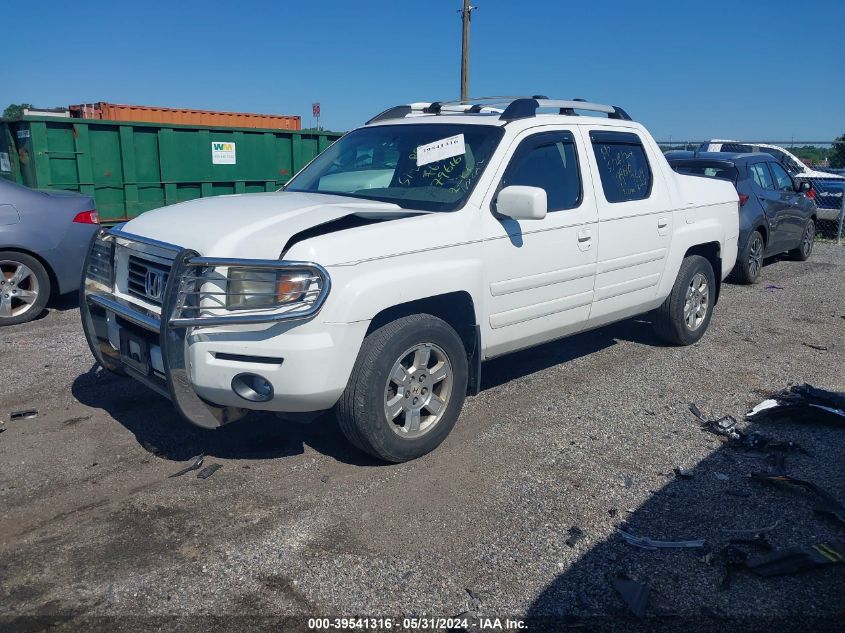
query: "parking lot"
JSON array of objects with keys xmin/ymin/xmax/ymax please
[{"xmin": 2, "ymin": 245, "xmax": 844, "ymax": 631}]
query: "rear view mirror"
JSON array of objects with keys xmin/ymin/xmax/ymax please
[
  {"xmin": 496, "ymin": 186, "xmax": 547, "ymax": 220},
  {"xmin": 796, "ymin": 180, "xmax": 812, "ymax": 193}
]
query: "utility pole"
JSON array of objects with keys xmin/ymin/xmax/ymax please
[{"xmin": 459, "ymin": 1, "xmax": 476, "ymax": 102}]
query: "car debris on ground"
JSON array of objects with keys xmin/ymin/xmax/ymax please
[
  {"xmin": 611, "ymin": 576, "xmax": 650, "ymax": 618},
  {"xmin": 565, "ymin": 526, "xmax": 584, "ymax": 548},
  {"xmin": 617, "ymin": 529, "xmax": 706, "ymax": 550},
  {"xmin": 196, "ymin": 463, "xmax": 222, "ymax": 479},
  {"xmin": 168, "ymin": 454, "xmax": 204, "ymax": 478},
  {"xmin": 746, "ymin": 384, "xmax": 845, "ymax": 425},
  {"xmin": 689, "ymin": 403, "xmax": 804, "ymax": 453},
  {"xmin": 9, "ymin": 409, "xmax": 37, "ymax": 421},
  {"xmin": 747, "ymin": 542, "xmax": 844, "ymax": 577},
  {"xmin": 751, "ymin": 473, "xmax": 845, "ymax": 525}
]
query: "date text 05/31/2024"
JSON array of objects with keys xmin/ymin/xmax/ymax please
[{"xmin": 307, "ymin": 617, "xmax": 527, "ymax": 630}]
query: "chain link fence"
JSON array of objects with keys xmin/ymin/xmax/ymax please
[{"xmin": 658, "ymin": 140, "xmax": 845, "ymax": 243}]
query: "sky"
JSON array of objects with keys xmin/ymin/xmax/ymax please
[{"xmin": 3, "ymin": 0, "xmax": 843, "ymax": 141}]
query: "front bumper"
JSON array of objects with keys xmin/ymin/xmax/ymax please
[{"xmin": 80, "ymin": 229, "xmax": 345, "ymax": 429}]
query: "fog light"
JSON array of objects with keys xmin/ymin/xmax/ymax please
[{"xmin": 231, "ymin": 373, "xmax": 274, "ymax": 402}]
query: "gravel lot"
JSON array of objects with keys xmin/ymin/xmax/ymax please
[{"xmin": 1, "ymin": 245, "xmax": 844, "ymax": 632}]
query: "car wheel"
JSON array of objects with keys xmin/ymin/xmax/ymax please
[
  {"xmin": 789, "ymin": 219, "xmax": 815, "ymax": 261},
  {"xmin": 0, "ymin": 251, "xmax": 51, "ymax": 326},
  {"xmin": 337, "ymin": 314, "xmax": 468, "ymax": 463},
  {"xmin": 653, "ymin": 254, "xmax": 716, "ymax": 346},
  {"xmin": 730, "ymin": 230, "xmax": 764, "ymax": 284}
]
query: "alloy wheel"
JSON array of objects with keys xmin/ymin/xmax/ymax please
[
  {"xmin": 748, "ymin": 234, "xmax": 763, "ymax": 279},
  {"xmin": 383, "ymin": 343, "xmax": 453, "ymax": 439},
  {"xmin": 0, "ymin": 261, "xmax": 40, "ymax": 319},
  {"xmin": 683, "ymin": 272, "xmax": 709, "ymax": 332}
]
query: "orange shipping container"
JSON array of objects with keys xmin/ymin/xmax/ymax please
[{"xmin": 68, "ymin": 102, "xmax": 301, "ymax": 130}]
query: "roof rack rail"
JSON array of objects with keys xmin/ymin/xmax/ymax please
[
  {"xmin": 365, "ymin": 97, "xmax": 632, "ymax": 125},
  {"xmin": 499, "ymin": 98, "xmax": 631, "ymax": 121}
]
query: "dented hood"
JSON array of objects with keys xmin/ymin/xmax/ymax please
[{"xmin": 121, "ymin": 191, "xmax": 414, "ymax": 260}]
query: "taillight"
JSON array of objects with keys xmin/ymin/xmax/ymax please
[
  {"xmin": 738, "ymin": 194, "xmax": 749, "ymax": 206},
  {"xmin": 73, "ymin": 210, "xmax": 99, "ymax": 224},
  {"xmin": 806, "ymin": 186, "xmax": 816, "ymax": 200}
]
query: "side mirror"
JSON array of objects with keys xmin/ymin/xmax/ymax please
[
  {"xmin": 496, "ymin": 186, "xmax": 547, "ymax": 220},
  {"xmin": 796, "ymin": 180, "xmax": 812, "ymax": 193}
]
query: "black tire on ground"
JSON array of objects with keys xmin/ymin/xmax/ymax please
[
  {"xmin": 789, "ymin": 219, "xmax": 815, "ymax": 261},
  {"xmin": 0, "ymin": 251, "xmax": 51, "ymax": 326},
  {"xmin": 337, "ymin": 314, "xmax": 468, "ymax": 463},
  {"xmin": 729, "ymin": 229, "xmax": 764, "ymax": 284},
  {"xmin": 653, "ymin": 254, "xmax": 716, "ymax": 346}
]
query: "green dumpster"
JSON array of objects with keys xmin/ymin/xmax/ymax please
[{"xmin": 0, "ymin": 115, "xmax": 342, "ymax": 223}]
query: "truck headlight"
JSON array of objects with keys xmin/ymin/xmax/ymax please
[{"xmin": 227, "ymin": 268, "xmax": 315, "ymax": 310}]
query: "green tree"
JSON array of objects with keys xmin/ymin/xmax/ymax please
[
  {"xmin": 2, "ymin": 103, "xmax": 33, "ymax": 119},
  {"xmin": 830, "ymin": 134, "xmax": 845, "ymax": 169}
]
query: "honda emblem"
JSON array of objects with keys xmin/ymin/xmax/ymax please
[{"xmin": 144, "ymin": 269, "xmax": 164, "ymax": 300}]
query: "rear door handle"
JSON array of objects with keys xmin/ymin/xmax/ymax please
[
  {"xmin": 658, "ymin": 218, "xmax": 668, "ymax": 228},
  {"xmin": 577, "ymin": 229, "xmax": 592, "ymax": 242}
]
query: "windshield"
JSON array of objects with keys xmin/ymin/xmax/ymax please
[{"xmin": 285, "ymin": 124, "xmax": 504, "ymax": 211}]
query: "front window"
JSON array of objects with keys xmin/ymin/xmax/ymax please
[
  {"xmin": 285, "ymin": 124, "xmax": 504, "ymax": 212},
  {"xmin": 769, "ymin": 162, "xmax": 795, "ymax": 192}
]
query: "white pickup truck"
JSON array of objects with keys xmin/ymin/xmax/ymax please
[{"xmin": 81, "ymin": 97, "xmax": 738, "ymax": 462}]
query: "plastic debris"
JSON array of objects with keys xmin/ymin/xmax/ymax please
[
  {"xmin": 764, "ymin": 284, "xmax": 784, "ymax": 291},
  {"xmin": 690, "ymin": 403, "xmax": 803, "ymax": 453},
  {"xmin": 10, "ymin": 409, "xmax": 38, "ymax": 421},
  {"xmin": 196, "ymin": 463, "xmax": 222, "ymax": 479},
  {"xmin": 713, "ymin": 472, "xmax": 729, "ymax": 481},
  {"xmin": 169, "ymin": 454, "xmax": 204, "ymax": 478},
  {"xmin": 565, "ymin": 526, "xmax": 584, "ymax": 548},
  {"xmin": 746, "ymin": 384, "xmax": 845, "ymax": 425},
  {"xmin": 751, "ymin": 473, "xmax": 845, "ymax": 525},
  {"xmin": 618, "ymin": 529, "xmax": 706, "ymax": 550},
  {"xmin": 672, "ymin": 466, "xmax": 694, "ymax": 480},
  {"xmin": 611, "ymin": 576, "xmax": 650, "ymax": 618},
  {"xmin": 802, "ymin": 342, "xmax": 830, "ymax": 351},
  {"xmin": 746, "ymin": 542, "xmax": 844, "ymax": 577},
  {"xmin": 622, "ymin": 475, "xmax": 633, "ymax": 488}
]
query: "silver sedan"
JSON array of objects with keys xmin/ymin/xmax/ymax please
[{"xmin": 1, "ymin": 179, "xmax": 99, "ymax": 325}]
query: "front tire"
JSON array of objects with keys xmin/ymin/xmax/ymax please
[
  {"xmin": 337, "ymin": 314, "xmax": 468, "ymax": 463},
  {"xmin": 789, "ymin": 219, "xmax": 815, "ymax": 261},
  {"xmin": 730, "ymin": 230, "xmax": 764, "ymax": 284},
  {"xmin": 653, "ymin": 255, "xmax": 716, "ymax": 346},
  {"xmin": 0, "ymin": 252, "xmax": 50, "ymax": 326}
]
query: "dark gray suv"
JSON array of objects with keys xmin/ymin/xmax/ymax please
[{"xmin": 666, "ymin": 152, "xmax": 817, "ymax": 283}]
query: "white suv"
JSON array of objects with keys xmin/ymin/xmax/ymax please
[{"xmin": 81, "ymin": 97, "xmax": 739, "ymax": 462}]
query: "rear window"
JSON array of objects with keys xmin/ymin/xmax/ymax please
[
  {"xmin": 590, "ymin": 131, "xmax": 652, "ymax": 202},
  {"xmin": 670, "ymin": 161, "xmax": 738, "ymax": 184}
]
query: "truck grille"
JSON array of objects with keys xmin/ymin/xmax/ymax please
[{"xmin": 127, "ymin": 255, "xmax": 171, "ymax": 306}]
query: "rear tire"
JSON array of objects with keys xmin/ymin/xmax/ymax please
[
  {"xmin": 730, "ymin": 230, "xmax": 764, "ymax": 284},
  {"xmin": 0, "ymin": 251, "xmax": 51, "ymax": 326},
  {"xmin": 337, "ymin": 314, "xmax": 468, "ymax": 463},
  {"xmin": 653, "ymin": 255, "xmax": 716, "ymax": 346},
  {"xmin": 789, "ymin": 219, "xmax": 815, "ymax": 261}
]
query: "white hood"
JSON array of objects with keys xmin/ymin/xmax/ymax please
[{"xmin": 121, "ymin": 192, "xmax": 414, "ymax": 260}]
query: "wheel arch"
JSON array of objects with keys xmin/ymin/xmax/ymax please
[
  {"xmin": 683, "ymin": 241, "xmax": 722, "ymax": 303},
  {"xmin": 367, "ymin": 291, "xmax": 481, "ymax": 395}
]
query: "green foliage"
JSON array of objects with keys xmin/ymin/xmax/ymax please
[
  {"xmin": 2, "ymin": 103, "xmax": 33, "ymax": 119},
  {"xmin": 830, "ymin": 134, "xmax": 845, "ymax": 169}
]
